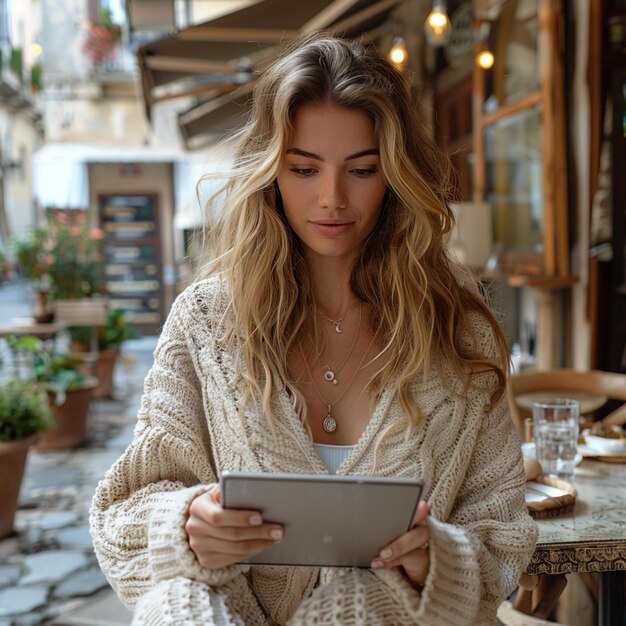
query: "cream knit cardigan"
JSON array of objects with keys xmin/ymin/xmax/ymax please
[{"xmin": 90, "ymin": 277, "xmax": 537, "ymax": 626}]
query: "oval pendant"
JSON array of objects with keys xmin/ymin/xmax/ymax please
[
  {"xmin": 324, "ymin": 370, "xmax": 335, "ymax": 382},
  {"xmin": 335, "ymin": 322, "xmax": 342, "ymax": 333},
  {"xmin": 323, "ymin": 415, "xmax": 337, "ymax": 433}
]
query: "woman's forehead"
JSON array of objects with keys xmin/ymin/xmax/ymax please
[{"xmin": 286, "ymin": 103, "xmax": 378, "ymax": 155}]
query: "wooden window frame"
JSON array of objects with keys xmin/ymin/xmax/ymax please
[{"xmin": 473, "ymin": 0, "xmax": 571, "ymax": 283}]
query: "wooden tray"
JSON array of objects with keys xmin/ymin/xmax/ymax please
[{"xmin": 525, "ymin": 475, "xmax": 576, "ymax": 519}]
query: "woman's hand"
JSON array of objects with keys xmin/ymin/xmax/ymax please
[
  {"xmin": 185, "ymin": 488, "xmax": 283, "ymax": 570},
  {"xmin": 370, "ymin": 500, "xmax": 430, "ymax": 589}
]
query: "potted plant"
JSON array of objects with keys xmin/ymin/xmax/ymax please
[
  {"xmin": 82, "ymin": 9, "xmax": 122, "ymax": 67},
  {"xmin": 9, "ymin": 47, "xmax": 23, "ymax": 83},
  {"xmin": 10, "ymin": 212, "xmax": 105, "ymax": 321},
  {"xmin": 42, "ymin": 212, "xmax": 105, "ymax": 300},
  {"xmin": 70, "ymin": 308, "xmax": 140, "ymax": 398},
  {"xmin": 10, "ymin": 226, "xmax": 53, "ymax": 322},
  {"xmin": 0, "ymin": 377, "xmax": 52, "ymax": 538},
  {"xmin": 30, "ymin": 62, "xmax": 42, "ymax": 94},
  {"xmin": 9, "ymin": 336, "xmax": 98, "ymax": 450}
]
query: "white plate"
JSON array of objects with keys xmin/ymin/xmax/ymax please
[
  {"xmin": 583, "ymin": 433, "xmax": 626, "ymax": 454},
  {"xmin": 521, "ymin": 442, "xmax": 583, "ymax": 466}
]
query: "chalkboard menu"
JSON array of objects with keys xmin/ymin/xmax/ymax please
[{"xmin": 98, "ymin": 194, "xmax": 164, "ymax": 333}]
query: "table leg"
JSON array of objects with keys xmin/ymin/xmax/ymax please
[{"xmin": 598, "ymin": 570, "xmax": 625, "ymax": 626}]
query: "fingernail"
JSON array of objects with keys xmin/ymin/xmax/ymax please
[
  {"xmin": 380, "ymin": 548, "xmax": 392, "ymax": 559},
  {"xmin": 371, "ymin": 559, "xmax": 384, "ymax": 569},
  {"xmin": 249, "ymin": 515, "xmax": 262, "ymax": 526},
  {"xmin": 270, "ymin": 528, "xmax": 283, "ymax": 540}
]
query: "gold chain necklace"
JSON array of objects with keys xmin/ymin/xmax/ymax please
[
  {"xmin": 315, "ymin": 304, "xmax": 362, "ymax": 385},
  {"xmin": 317, "ymin": 301, "xmax": 359, "ymax": 334},
  {"xmin": 298, "ymin": 331, "xmax": 377, "ymax": 434}
]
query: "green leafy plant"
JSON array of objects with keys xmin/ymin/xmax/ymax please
[
  {"xmin": 30, "ymin": 62, "xmax": 42, "ymax": 92},
  {"xmin": 0, "ymin": 377, "xmax": 52, "ymax": 441},
  {"xmin": 10, "ymin": 212, "xmax": 104, "ymax": 299},
  {"xmin": 10, "ymin": 226, "xmax": 49, "ymax": 284},
  {"xmin": 70, "ymin": 308, "xmax": 140, "ymax": 351},
  {"xmin": 8, "ymin": 336, "xmax": 87, "ymax": 405},
  {"xmin": 9, "ymin": 47, "xmax": 23, "ymax": 82}
]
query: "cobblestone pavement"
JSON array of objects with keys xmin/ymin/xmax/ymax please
[{"xmin": 0, "ymin": 280, "xmax": 157, "ymax": 625}]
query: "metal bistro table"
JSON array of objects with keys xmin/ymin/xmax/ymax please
[{"xmin": 528, "ymin": 459, "xmax": 626, "ymax": 626}]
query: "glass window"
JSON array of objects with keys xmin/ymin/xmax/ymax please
[
  {"xmin": 485, "ymin": 106, "xmax": 543, "ymax": 252},
  {"xmin": 483, "ymin": 0, "xmax": 540, "ymax": 112}
]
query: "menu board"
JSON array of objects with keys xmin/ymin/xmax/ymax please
[{"xmin": 98, "ymin": 194, "xmax": 164, "ymax": 333}]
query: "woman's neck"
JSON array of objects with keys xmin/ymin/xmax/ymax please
[{"xmin": 307, "ymin": 256, "xmax": 358, "ymax": 317}]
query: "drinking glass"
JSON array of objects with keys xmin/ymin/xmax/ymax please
[{"xmin": 532, "ymin": 399, "xmax": 580, "ymax": 483}]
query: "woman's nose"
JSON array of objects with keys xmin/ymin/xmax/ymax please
[{"xmin": 318, "ymin": 173, "xmax": 347, "ymax": 209}]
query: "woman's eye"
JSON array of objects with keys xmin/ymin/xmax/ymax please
[
  {"xmin": 351, "ymin": 168, "xmax": 377, "ymax": 177},
  {"xmin": 289, "ymin": 168, "xmax": 316, "ymax": 177}
]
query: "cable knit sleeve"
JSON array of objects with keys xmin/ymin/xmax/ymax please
[
  {"xmin": 412, "ymin": 388, "xmax": 538, "ymax": 625},
  {"xmin": 89, "ymin": 292, "xmax": 249, "ymax": 609}
]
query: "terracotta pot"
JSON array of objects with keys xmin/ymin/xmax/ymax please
[
  {"xmin": 0, "ymin": 435, "xmax": 38, "ymax": 538},
  {"xmin": 37, "ymin": 377, "xmax": 98, "ymax": 450},
  {"xmin": 93, "ymin": 349, "xmax": 118, "ymax": 399}
]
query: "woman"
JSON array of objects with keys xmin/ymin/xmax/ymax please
[{"xmin": 90, "ymin": 36, "xmax": 537, "ymax": 625}]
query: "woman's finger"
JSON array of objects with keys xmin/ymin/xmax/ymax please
[
  {"xmin": 185, "ymin": 518, "xmax": 283, "ymax": 541},
  {"xmin": 381, "ymin": 545, "xmax": 430, "ymax": 572},
  {"xmin": 411, "ymin": 500, "xmax": 429, "ymax": 527},
  {"xmin": 372, "ymin": 525, "xmax": 429, "ymax": 567},
  {"xmin": 190, "ymin": 491, "xmax": 266, "ymax": 528},
  {"xmin": 190, "ymin": 535, "xmax": 279, "ymax": 559},
  {"xmin": 187, "ymin": 515, "xmax": 284, "ymax": 543}
]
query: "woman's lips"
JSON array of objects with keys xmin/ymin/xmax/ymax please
[{"xmin": 310, "ymin": 221, "xmax": 354, "ymax": 235}]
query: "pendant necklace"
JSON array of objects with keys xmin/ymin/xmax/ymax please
[
  {"xmin": 316, "ymin": 304, "xmax": 362, "ymax": 385},
  {"xmin": 317, "ymin": 301, "xmax": 359, "ymax": 334},
  {"xmin": 298, "ymin": 331, "xmax": 377, "ymax": 434}
]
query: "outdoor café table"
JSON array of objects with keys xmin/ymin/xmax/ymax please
[
  {"xmin": 0, "ymin": 318, "xmax": 68, "ymax": 340},
  {"xmin": 527, "ymin": 459, "xmax": 626, "ymax": 626}
]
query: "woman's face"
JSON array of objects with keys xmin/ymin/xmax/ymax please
[{"xmin": 276, "ymin": 103, "xmax": 387, "ymax": 265}]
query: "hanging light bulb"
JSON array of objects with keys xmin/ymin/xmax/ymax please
[
  {"xmin": 424, "ymin": 0, "xmax": 452, "ymax": 47},
  {"xmin": 477, "ymin": 49, "xmax": 494, "ymax": 69},
  {"xmin": 475, "ymin": 20, "xmax": 494, "ymax": 70},
  {"xmin": 389, "ymin": 37, "xmax": 408, "ymax": 66},
  {"xmin": 30, "ymin": 42, "xmax": 43, "ymax": 58}
]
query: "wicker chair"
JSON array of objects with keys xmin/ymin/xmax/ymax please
[{"xmin": 508, "ymin": 368, "xmax": 626, "ymax": 443}]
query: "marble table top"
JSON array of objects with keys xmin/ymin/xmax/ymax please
[{"xmin": 528, "ymin": 459, "xmax": 626, "ymax": 575}]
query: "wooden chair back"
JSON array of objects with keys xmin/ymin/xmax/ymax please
[
  {"xmin": 54, "ymin": 298, "xmax": 108, "ymax": 327},
  {"xmin": 508, "ymin": 369, "xmax": 626, "ymax": 441},
  {"xmin": 54, "ymin": 298, "xmax": 108, "ymax": 354}
]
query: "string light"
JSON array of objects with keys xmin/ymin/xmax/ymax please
[
  {"xmin": 424, "ymin": 0, "xmax": 452, "ymax": 47},
  {"xmin": 389, "ymin": 37, "xmax": 408, "ymax": 66},
  {"xmin": 475, "ymin": 19, "xmax": 494, "ymax": 70},
  {"xmin": 477, "ymin": 49, "xmax": 494, "ymax": 69}
]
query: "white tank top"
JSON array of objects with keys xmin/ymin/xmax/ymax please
[{"xmin": 313, "ymin": 443, "xmax": 355, "ymax": 474}]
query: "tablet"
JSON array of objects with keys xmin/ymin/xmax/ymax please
[{"xmin": 220, "ymin": 471, "xmax": 423, "ymax": 567}]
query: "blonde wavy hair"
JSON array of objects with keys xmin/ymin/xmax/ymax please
[{"xmin": 199, "ymin": 35, "xmax": 508, "ymax": 432}]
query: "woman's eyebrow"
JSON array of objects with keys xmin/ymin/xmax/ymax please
[
  {"xmin": 285, "ymin": 148, "xmax": 380, "ymax": 161},
  {"xmin": 345, "ymin": 148, "xmax": 380, "ymax": 161},
  {"xmin": 286, "ymin": 148, "xmax": 322, "ymax": 160}
]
